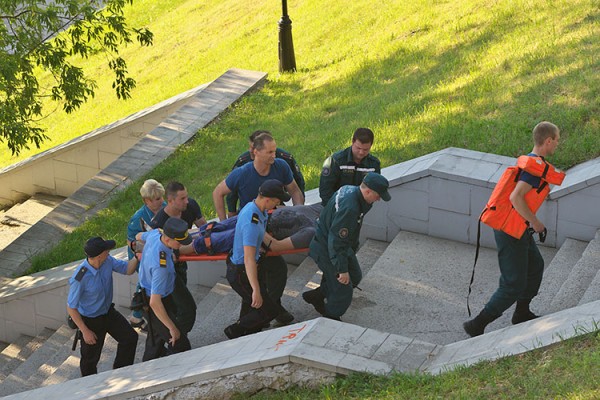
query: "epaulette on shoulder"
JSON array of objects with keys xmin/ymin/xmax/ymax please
[
  {"xmin": 251, "ymin": 213, "xmax": 260, "ymax": 224},
  {"xmin": 277, "ymin": 150, "xmax": 293, "ymax": 160},
  {"xmin": 160, "ymin": 251, "xmax": 167, "ymax": 267},
  {"xmin": 75, "ymin": 267, "xmax": 88, "ymax": 282}
]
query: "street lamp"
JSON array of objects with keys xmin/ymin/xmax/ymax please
[{"xmin": 278, "ymin": 0, "xmax": 296, "ymax": 73}]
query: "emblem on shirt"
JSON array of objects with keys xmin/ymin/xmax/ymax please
[
  {"xmin": 251, "ymin": 213, "xmax": 260, "ymax": 224},
  {"xmin": 159, "ymin": 251, "xmax": 167, "ymax": 267},
  {"xmin": 339, "ymin": 228, "xmax": 349, "ymax": 238},
  {"xmin": 75, "ymin": 267, "xmax": 87, "ymax": 282},
  {"xmin": 322, "ymin": 167, "xmax": 330, "ymax": 176}
]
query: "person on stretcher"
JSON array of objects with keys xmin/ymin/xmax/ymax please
[{"xmin": 179, "ymin": 203, "xmax": 322, "ymax": 256}]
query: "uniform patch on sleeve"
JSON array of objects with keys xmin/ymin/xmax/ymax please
[
  {"xmin": 75, "ymin": 267, "xmax": 87, "ymax": 281},
  {"xmin": 339, "ymin": 228, "xmax": 349, "ymax": 238},
  {"xmin": 251, "ymin": 213, "xmax": 260, "ymax": 224},
  {"xmin": 322, "ymin": 167, "xmax": 330, "ymax": 177},
  {"xmin": 159, "ymin": 251, "xmax": 167, "ymax": 267}
]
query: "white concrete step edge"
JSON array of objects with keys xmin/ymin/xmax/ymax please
[
  {"xmin": 531, "ymin": 237, "xmax": 588, "ymax": 314},
  {"xmin": 577, "ymin": 231, "xmax": 600, "ymax": 305},
  {"xmin": 546, "ymin": 229, "xmax": 600, "ymax": 314},
  {"xmin": 24, "ymin": 325, "xmax": 75, "ymax": 390},
  {"xmin": 0, "ymin": 334, "xmax": 39, "ymax": 383}
]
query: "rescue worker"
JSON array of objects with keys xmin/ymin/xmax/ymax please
[
  {"xmin": 67, "ymin": 237, "xmax": 139, "ymax": 376},
  {"xmin": 226, "ymin": 130, "xmax": 305, "ymax": 218},
  {"xmin": 303, "ymin": 172, "xmax": 391, "ymax": 320},
  {"xmin": 223, "ymin": 180, "xmax": 291, "ymax": 339},
  {"xmin": 137, "ymin": 217, "xmax": 193, "ymax": 360},
  {"xmin": 319, "ymin": 127, "xmax": 381, "ymax": 206},
  {"xmin": 464, "ymin": 121, "xmax": 561, "ymax": 337}
]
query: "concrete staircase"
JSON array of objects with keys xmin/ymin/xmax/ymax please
[{"xmin": 2, "ymin": 230, "xmax": 600, "ymax": 397}]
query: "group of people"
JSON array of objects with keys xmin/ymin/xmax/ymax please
[
  {"xmin": 67, "ymin": 127, "xmax": 390, "ymax": 376},
  {"xmin": 67, "ymin": 121, "xmax": 563, "ymax": 378}
]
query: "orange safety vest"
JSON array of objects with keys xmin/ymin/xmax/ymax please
[{"xmin": 480, "ymin": 155, "xmax": 565, "ymax": 239}]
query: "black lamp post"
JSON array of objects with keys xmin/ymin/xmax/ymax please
[{"xmin": 278, "ymin": 0, "xmax": 296, "ymax": 73}]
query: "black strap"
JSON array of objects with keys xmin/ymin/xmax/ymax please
[
  {"xmin": 203, "ymin": 222, "xmax": 216, "ymax": 255},
  {"xmin": 467, "ymin": 211, "xmax": 485, "ymax": 317}
]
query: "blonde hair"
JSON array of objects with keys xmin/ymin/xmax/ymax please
[{"xmin": 140, "ymin": 179, "xmax": 165, "ymax": 199}]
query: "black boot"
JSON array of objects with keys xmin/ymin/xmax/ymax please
[
  {"xmin": 463, "ymin": 309, "xmax": 496, "ymax": 337},
  {"xmin": 302, "ymin": 287, "xmax": 326, "ymax": 316},
  {"xmin": 224, "ymin": 322, "xmax": 246, "ymax": 339},
  {"xmin": 512, "ymin": 299, "xmax": 539, "ymax": 324}
]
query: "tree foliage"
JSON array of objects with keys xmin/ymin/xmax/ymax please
[{"xmin": 0, "ymin": 0, "xmax": 153, "ymax": 155}]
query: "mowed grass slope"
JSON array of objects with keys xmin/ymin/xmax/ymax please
[{"xmin": 26, "ymin": 0, "xmax": 599, "ymax": 267}]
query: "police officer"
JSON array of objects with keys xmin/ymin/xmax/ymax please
[
  {"xmin": 319, "ymin": 127, "xmax": 381, "ymax": 206},
  {"xmin": 226, "ymin": 130, "xmax": 305, "ymax": 218},
  {"xmin": 137, "ymin": 217, "xmax": 193, "ymax": 360},
  {"xmin": 67, "ymin": 237, "xmax": 139, "ymax": 376},
  {"xmin": 303, "ymin": 173, "xmax": 391, "ymax": 320},
  {"xmin": 224, "ymin": 180, "xmax": 291, "ymax": 339},
  {"xmin": 150, "ymin": 181, "xmax": 205, "ymax": 335}
]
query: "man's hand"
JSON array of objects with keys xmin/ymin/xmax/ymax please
[
  {"xmin": 81, "ymin": 328, "xmax": 98, "ymax": 345},
  {"xmin": 251, "ymin": 290, "xmax": 263, "ymax": 309},
  {"xmin": 168, "ymin": 326, "xmax": 181, "ymax": 346},
  {"xmin": 337, "ymin": 272, "xmax": 350, "ymax": 285}
]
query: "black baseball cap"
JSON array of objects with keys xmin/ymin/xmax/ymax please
[
  {"xmin": 259, "ymin": 179, "xmax": 291, "ymax": 203},
  {"xmin": 162, "ymin": 217, "xmax": 193, "ymax": 245},
  {"xmin": 363, "ymin": 172, "xmax": 391, "ymax": 201},
  {"xmin": 84, "ymin": 237, "xmax": 116, "ymax": 258}
]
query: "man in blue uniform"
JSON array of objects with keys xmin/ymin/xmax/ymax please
[
  {"xmin": 67, "ymin": 237, "xmax": 139, "ymax": 376},
  {"xmin": 224, "ymin": 180, "xmax": 292, "ymax": 339},
  {"xmin": 226, "ymin": 130, "xmax": 305, "ymax": 218},
  {"xmin": 138, "ymin": 217, "xmax": 193, "ymax": 360},
  {"xmin": 126, "ymin": 178, "xmax": 166, "ymax": 330},
  {"xmin": 213, "ymin": 132, "xmax": 303, "ymax": 326},
  {"xmin": 304, "ymin": 172, "xmax": 391, "ymax": 320},
  {"xmin": 319, "ymin": 128, "xmax": 381, "ymax": 206},
  {"xmin": 150, "ymin": 181, "xmax": 204, "ymax": 335}
]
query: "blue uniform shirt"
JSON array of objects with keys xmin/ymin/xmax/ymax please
[
  {"xmin": 231, "ymin": 201, "xmax": 267, "ymax": 265},
  {"xmin": 519, "ymin": 153, "xmax": 543, "ymax": 188},
  {"xmin": 225, "ymin": 159, "xmax": 294, "ymax": 210},
  {"xmin": 138, "ymin": 229, "xmax": 176, "ymax": 297},
  {"xmin": 67, "ymin": 256, "xmax": 128, "ymax": 318},
  {"xmin": 126, "ymin": 202, "xmax": 165, "ymax": 259}
]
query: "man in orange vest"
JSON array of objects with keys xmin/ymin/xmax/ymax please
[{"xmin": 464, "ymin": 121, "xmax": 561, "ymax": 337}]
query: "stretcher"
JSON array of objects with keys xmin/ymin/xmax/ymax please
[{"xmin": 178, "ymin": 247, "xmax": 309, "ymax": 262}]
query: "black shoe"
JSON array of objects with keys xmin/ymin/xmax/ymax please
[
  {"xmin": 463, "ymin": 309, "xmax": 496, "ymax": 337},
  {"xmin": 302, "ymin": 288, "xmax": 326, "ymax": 316},
  {"xmin": 511, "ymin": 310, "xmax": 539, "ymax": 325},
  {"xmin": 224, "ymin": 323, "xmax": 245, "ymax": 339},
  {"xmin": 275, "ymin": 310, "xmax": 294, "ymax": 325}
]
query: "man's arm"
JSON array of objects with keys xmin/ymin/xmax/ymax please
[
  {"xmin": 510, "ymin": 180, "xmax": 544, "ymax": 232},
  {"xmin": 263, "ymin": 232, "xmax": 294, "ymax": 252},
  {"xmin": 319, "ymin": 156, "xmax": 339, "ymax": 206},
  {"xmin": 67, "ymin": 306, "xmax": 97, "ymax": 345},
  {"xmin": 286, "ymin": 180, "xmax": 304, "ymax": 205},
  {"xmin": 126, "ymin": 257, "xmax": 139, "ymax": 275},
  {"xmin": 243, "ymin": 245, "xmax": 262, "ymax": 308},
  {"xmin": 212, "ymin": 180, "xmax": 232, "ymax": 221},
  {"xmin": 149, "ymin": 294, "xmax": 180, "ymax": 346}
]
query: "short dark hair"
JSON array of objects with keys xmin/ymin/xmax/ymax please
[
  {"xmin": 352, "ymin": 128, "xmax": 374, "ymax": 144},
  {"xmin": 248, "ymin": 130, "xmax": 271, "ymax": 142},
  {"xmin": 253, "ymin": 132, "xmax": 275, "ymax": 151},
  {"xmin": 165, "ymin": 181, "xmax": 185, "ymax": 200}
]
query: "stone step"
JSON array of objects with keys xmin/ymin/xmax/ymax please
[
  {"xmin": 0, "ymin": 193, "xmax": 65, "ymax": 252},
  {"xmin": 546, "ymin": 230, "xmax": 600, "ymax": 314},
  {"xmin": 188, "ymin": 280, "xmax": 236, "ymax": 349},
  {"xmin": 531, "ymin": 238, "xmax": 588, "ymax": 314},
  {"xmin": 292, "ymin": 239, "xmax": 390, "ymax": 323},
  {"xmin": 0, "ymin": 334, "xmax": 40, "ymax": 383},
  {"xmin": 0, "ymin": 327, "xmax": 55, "ymax": 397},
  {"xmin": 343, "ymin": 230, "xmax": 557, "ymax": 345},
  {"xmin": 24, "ymin": 325, "xmax": 76, "ymax": 390},
  {"xmin": 577, "ymin": 233, "xmax": 600, "ymax": 306}
]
